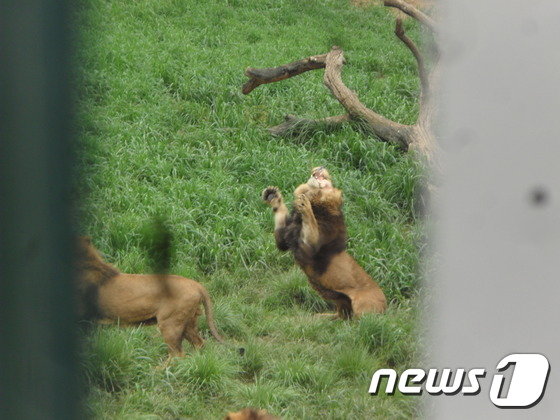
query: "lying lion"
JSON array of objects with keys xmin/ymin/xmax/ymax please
[
  {"xmin": 262, "ymin": 167, "xmax": 387, "ymax": 318},
  {"xmin": 75, "ymin": 237, "xmax": 223, "ymax": 356},
  {"xmin": 224, "ymin": 408, "xmax": 280, "ymax": 420}
]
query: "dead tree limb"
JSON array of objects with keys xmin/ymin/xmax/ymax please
[
  {"xmin": 395, "ymin": 18, "xmax": 428, "ymax": 104},
  {"xmin": 323, "ymin": 46, "xmax": 412, "ymax": 148},
  {"xmin": 242, "ymin": 1, "xmax": 439, "ymax": 166},
  {"xmin": 242, "ymin": 54, "xmax": 327, "ymax": 94},
  {"xmin": 384, "ymin": 0, "xmax": 436, "ymax": 32}
]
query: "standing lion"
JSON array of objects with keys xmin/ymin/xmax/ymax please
[
  {"xmin": 262, "ymin": 167, "xmax": 386, "ymax": 318},
  {"xmin": 75, "ymin": 237, "xmax": 223, "ymax": 357}
]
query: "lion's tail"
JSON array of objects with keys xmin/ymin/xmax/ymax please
[{"xmin": 200, "ymin": 286, "xmax": 224, "ymax": 343}]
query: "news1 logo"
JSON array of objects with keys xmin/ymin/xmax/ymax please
[{"xmin": 369, "ymin": 353, "xmax": 550, "ymax": 408}]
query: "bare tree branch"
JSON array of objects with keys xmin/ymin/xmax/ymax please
[
  {"xmin": 384, "ymin": 0, "xmax": 436, "ymax": 32},
  {"xmin": 269, "ymin": 114, "xmax": 351, "ymax": 136},
  {"xmin": 395, "ymin": 18, "xmax": 429, "ymax": 105},
  {"xmin": 242, "ymin": 54, "xmax": 327, "ymax": 94},
  {"xmin": 323, "ymin": 47, "xmax": 411, "ymax": 148},
  {"xmin": 239, "ymin": 0, "xmax": 441, "ymax": 161}
]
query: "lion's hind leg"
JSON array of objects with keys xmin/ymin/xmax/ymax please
[
  {"xmin": 158, "ymin": 316, "xmax": 186, "ymax": 357},
  {"xmin": 334, "ymin": 295, "xmax": 353, "ymax": 319},
  {"xmin": 312, "ymin": 284, "xmax": 353, "ymax": 319},
  {"xmin": 348, "ymin": 288, "xmax": 387, "ymax": 317},
  {"xmin": 182, "ymin": 306, "xmax": 204, "ymax": 349}
]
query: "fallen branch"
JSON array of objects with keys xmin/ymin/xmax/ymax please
[
  {"xmin": 395, "ymin": 18, "xmax": 428, "ymax": 105},
  {"xmin": 241, "ymin": 1, "xmax": 439, "ymax": 167},
  {"xmin": 242, "ymin": 54, "xmax": 327, "ymax": 94}
]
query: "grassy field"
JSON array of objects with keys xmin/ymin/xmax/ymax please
[{"xmin": 74, "ymin": 0, "xmax": 425, "ymax": 418}]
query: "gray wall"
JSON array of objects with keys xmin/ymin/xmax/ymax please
[{"xmin": 427, "ymin": 0, "xmax": 560, "ymax": 417}]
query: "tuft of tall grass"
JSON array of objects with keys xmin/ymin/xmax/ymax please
[
  {"xmin": 273, "ymin": 359, "xmax": 338, "ymax": 392},
  {"xmin": 357, "ymin": 309, "xmax": 418, "ymax": 367},
  {"xmin": 238, "ymin": 340, "xmax": 266, "ymax": 380},
  {"xmin": 81, "ymin": 326, "xmax": 158, "ymax": 392},
  {"xmin": 229, "ymin": 378, "xmax": 301, "ymax": 414},
  {"xmin": 168, "ymin": 347, "xmax": 237, "ymax": 395},
  {"xmin": 333, "ymin": 345, "xmax": 374, "ymax": 379},
  {"xmin": 263, "ymin": 269, "xmax": 332, "ymax": 312}
]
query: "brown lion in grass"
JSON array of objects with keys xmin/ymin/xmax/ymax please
[
  {"xmin": 224, "ymin": 408, "xmax": 280, "ymax": 420},
  {"xmin": 262, "ymin": 167, "xmax": 386, "ymax": 318},
  {"xmin": 75, "ymin": 237, "xmax": 223, "ymax": 357}
]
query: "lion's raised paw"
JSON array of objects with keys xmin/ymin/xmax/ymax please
[{"xmin": 262, "ymin": 186, "xmax": 281, "ymax": 203}]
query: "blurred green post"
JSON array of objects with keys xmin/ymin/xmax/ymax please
[{"xmin": 0, "ymin": 0, "xmax": 80, "ymax": 418}]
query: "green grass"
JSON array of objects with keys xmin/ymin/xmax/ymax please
[{"xmin": 74, "ymin": 0, "xmax": 425, "ymax": 418}]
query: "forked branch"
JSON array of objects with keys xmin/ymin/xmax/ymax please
[{"xmin": 240, "ymin": 1, "xmax": 439, "ymax": 166}]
